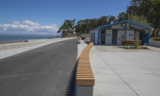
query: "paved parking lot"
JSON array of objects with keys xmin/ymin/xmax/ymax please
[{"xmin": 90, "ymin": 45, "xmax": 160, "ymax": 96}]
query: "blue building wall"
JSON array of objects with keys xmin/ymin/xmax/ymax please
[{"xmin": 145, "ymin": 33, "xmax": 148, "ymax": 43}]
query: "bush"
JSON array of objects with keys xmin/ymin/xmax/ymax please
[
  {"xmin": 124, "ymin": 46, "xmax": 129, "ymax": 49},
  {"xmin": 141, "ymin": 46, "xmax": 148, "ymax": 49},
  {"xmin": 133, "ymin": 33, "xmax": 140, "ymax": 48},
  {"xmin": 130, "ymin": 46, "xmax": 135, "ymax": 49}
]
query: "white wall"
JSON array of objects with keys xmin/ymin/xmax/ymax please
[
  {"xmin": 117, "ymin": 30, "xmax": 125, "ymax": 44},
  {"xmin": 111, "ymin": 24, "xmax": 123, "ymax": 28},
  {"xmin": 105, "ymin": 30, "xmax": 112, "ymax": 44},
  {"xmin": 126, "ymin": 30, "xmax": 134, "ymax": 40}
]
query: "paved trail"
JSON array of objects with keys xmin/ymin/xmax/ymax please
[{"xmin": 0, "ymin": 38, "xmax": 78, "ymax": 96}]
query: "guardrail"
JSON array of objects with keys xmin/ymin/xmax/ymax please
[{"xmin": 76, "ymin": 42, "xmax": 94, "ymax": 96}]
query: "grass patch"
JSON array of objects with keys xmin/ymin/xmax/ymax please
[
  {"xmin": 123, "ymin": 46, "xmax": 129, "ymax": 49},
  {"xmin": 130, "ymin": 46, "xmax": 135, "ymax": 49}
]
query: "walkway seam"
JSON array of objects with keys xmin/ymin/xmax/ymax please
[{"xmin": 92, "ymin": 47, "xmax": 139, "ymax": 96}]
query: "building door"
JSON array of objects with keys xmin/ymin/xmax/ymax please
[
  {"xmin": 101, "ymin": 31, "xmax": 105, "ymax": 44},
  {"xmin": 117, "ymin": 30, "xmax": 125, "ymax": 44},
  {"xmin": 112, "ymin": 30, "xmax": 118, "ymax": 44},
  {"xmin": 105, "ymin": 30, "xmax": 112, "ymax": 44},
  {"xmin": 140, "ymin": 31, "xmax": 145, "ymax": 45}
]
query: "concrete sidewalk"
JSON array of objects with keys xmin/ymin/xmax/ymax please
[
  {"xmin": 77, "ymin": 40, "xmax": 88, "ymax": 59},
  {"xmin": 0, "ymin": 37, "xmax": 76, "ymax": 60},
  {"xmin": 90, "ymin": 45, "xmax": 160, "ymax": 96}
]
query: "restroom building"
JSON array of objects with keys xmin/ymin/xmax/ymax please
[{"xmin": 90, "ymin": 20, "xmax": 153, "ymax": 46}]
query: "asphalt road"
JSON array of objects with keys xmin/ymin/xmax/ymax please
[{"xmin": 0, "ymin": 38, "xmax": 78, "ymax": 96}]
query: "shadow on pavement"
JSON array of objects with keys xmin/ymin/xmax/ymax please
[
  {"xmin": 84, "ymin": 41, "xmax": 90, "ymax": 45},
  {"xmin": 65, "ymin": 59, "xmax": 78, "ymax": 96}
]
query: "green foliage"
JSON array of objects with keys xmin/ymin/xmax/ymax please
[
  {"xmin": 117, "ymin": 12, "xmax": 127, "ymax": 22},
  {"xmin": 133, "ymin": 33, "xmax": 140, "ymax": 48},
  {"xmin": 62, "ymin": 0, "xmax": 160, "ymax": 37},
  {"xmin": 127, "ymin": 14, "xmax": 151, "ymax": 26},
  {"xmin": 141, "ymin": 46, "xmax": 148, "ymax": 49},
  {"xmin": 127, "ymin": 0, "xmax": 160, "ymax": 36},
  {"xmin": 58, "ymin": 19, "xmax": 76, "ymax": 37},
  {"xmin": 123, "ymin": 46, "xmax": 129, "ymax": 49},
  {"xmin": 150, "ymin": 37, "xmax": 160, "ymax": 41},
  {"xmin": 75, "ymin": 15, "xmax": 116, "ymax": 34},
  {"xmin": 130, "ymin": 46, "xmax": 135, "ymax": 49}
]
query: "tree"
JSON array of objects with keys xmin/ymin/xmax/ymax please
[
  {"xmin": 58, "ymin": 19, "xmax": 76, "ymax": 37},
  {"xmin": 133, "ymin": 33, "xmax": 140, "ymax": 48},
  {"xmin": 108, "ymin": 15, "xmax": 116, "ymax": 23},
  {"xmin": 127, "ymin": 0, "xmax": 160, "ymax": 36},
  {"xmin": 73, "ymin": 0, "xmax": 160, "ymax": 36},
  {"xmin": 117, "ymin": 12, "xmax": 127, "ymax": 21},
  {"xmin": 127, "ymin": 14, "xmax": 151, "ymax": 26}
]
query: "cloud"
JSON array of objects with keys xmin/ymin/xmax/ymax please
[
  {"xmin": 23, "ymin": 20, "xmax": 41, "ymax": 26},
  {"xmin": 0, "ymin": 20, "xmax": 59, "ymax": 35}
]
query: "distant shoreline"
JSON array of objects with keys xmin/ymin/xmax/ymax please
[{"xmin": 0, "ymin": 35, "xmax": 59, "ymax": 44}]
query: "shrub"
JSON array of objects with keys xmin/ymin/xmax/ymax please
[
  {"xmin": 130, "ymin": 46, "xmax": 135, "ymax": 49},
  {"xmin": 141, "ymin": 46, "xmax": 148, "ymax": 49},
  {"xmin": 133, "ymin": 33, "xmax": 140, "ymax": 48},
  {"xmin": 124, "ymin": 46, "xmax": 129, "ymax": 49}
]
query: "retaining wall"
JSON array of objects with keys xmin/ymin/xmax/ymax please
[
  {"xmin": 0, "ymin": 40, "xmax": 47, "ymax": 51},
  {"xmin": 0, "ymin": 38, "xmax": 75, "ymax": 51},
  {"xmin": 150, "ymin": 41, "xmax": 160, "ymax": 47},
  {"xmin": 76, "ymin": 42, "xmax": 94, "ymax": 96}
]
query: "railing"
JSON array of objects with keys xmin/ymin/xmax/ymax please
[{"xmin": 76, "ymin": 42, "xmax": 94, "ymax": 96}]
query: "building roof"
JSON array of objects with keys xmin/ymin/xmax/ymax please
[{"xmin": 90, "ymin": 20, "xmax": 153, "ymax": 32}]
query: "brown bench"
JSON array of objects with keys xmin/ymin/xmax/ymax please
[
  {"xmin": 76, "ymin": 42, "xmax": 95, "ymax": 86},
  {"xmin": 121, "ymin": 40, "xmax": 142, "ymax": 45}
]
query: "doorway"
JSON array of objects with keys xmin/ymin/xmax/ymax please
[
  {"xmin": 139, "ymin": 31, "xmax": 145, "ymax": 45},
  {"xmin": 105, "ymin": 30, "xmax": 112, "ymax": 44},
  {"xmin": 101, "ymin": 31, "xmax": 105, "ymax": 44},
  {"xmin": 112, "ymin": 30, "xmax": 118, "ymax": 44},
  {"xmin": 117, "ymin": 30, "xmax": 125, "ymax": 44}
]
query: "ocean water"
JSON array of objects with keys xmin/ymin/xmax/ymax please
[{"xmin": 0, "ymin": 35, "xmax": 57, "ymax": 43}]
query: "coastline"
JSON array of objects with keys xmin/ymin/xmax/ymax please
[{"xmin": 0, "ymin": 35, "xmax": 58, "ymax": 44}]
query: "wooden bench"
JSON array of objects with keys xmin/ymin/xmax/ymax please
[
  {"xmin": 121, "ymin": 40, "xmax": 142, "ymax": 45},
  {"xmin": 76, "ymin": 42, "xmax": 95, "ymax": 86}
]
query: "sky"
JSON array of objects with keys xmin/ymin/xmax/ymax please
[{"xmin": 0, "ymin": 0, "xmax": 131, "ymax": 35}]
